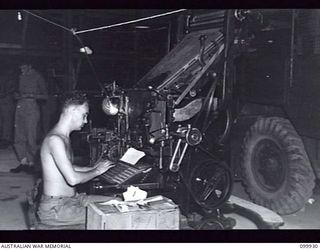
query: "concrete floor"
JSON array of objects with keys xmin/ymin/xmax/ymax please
[
  {"xmin": 0, "ymin": 146, "xmax": 320, "ymax": 230},
  {"xmin": 0, "ymin": 147, "xmax": 34, "ymax": 230},
  {"xmin": 231, "ymin": 180, "xmax": 320, "ymax": 229}
]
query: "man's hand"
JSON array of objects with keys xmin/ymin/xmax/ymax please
[{"xmin": 95, "ymin": 159, "xmax": 116, "ymax": 175}]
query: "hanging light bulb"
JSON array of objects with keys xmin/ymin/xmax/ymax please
[
  {"xmin": 79, "ymin": 46, "xmax": 93, "ymax": 55},
  {"xmin": 17, "ymin": 11, "xmax": 22, "ymax": 21}
]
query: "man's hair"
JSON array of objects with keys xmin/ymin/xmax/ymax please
[{"xmin": 61, "ymin": 91, "xmax": 89, "ymax": 112}]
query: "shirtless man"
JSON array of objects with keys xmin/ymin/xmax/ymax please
[{"xmin": 37, "ymin": 92, "xmax": 117, "ymax": 227}]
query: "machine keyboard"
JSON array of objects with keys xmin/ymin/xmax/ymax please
[{"xmin": 100, "ymin": 162, "xmax": 150, "ymax": 184}]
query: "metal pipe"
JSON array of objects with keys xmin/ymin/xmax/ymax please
[
  {"xmin": 177, "ymin": 143, "xmax": 189, "ymax": 166},
  {"xmin": 125, "ymin": 96, "xmax": 130, "ymax": 140},
  {"xmin": 159, "ymin": 143, "xmax": 164, "ymax": 170},
  {"xmin": 289, "ymin": 10, "xmax": 295, "ymax": 89},
  {"xmin": 169, "ymin": 139, "xmax": 182, "ymax": 171},
  {"xmin": 188, "ymin": 24, "xmax": 224, "ymax": 32},
  {"xmin": 222, "ymin": 10, "xmax": 233, "ymax": 103},
  {"xmin": 199, "ymin": 35, "xmax": 207, "ymax": 67},
  {"xmin": 192, "ymin": 10, "xmax": 225, "ymax": 22},
  {"xmin": 190, "ymin": 17, "xmax": 225, "ymax": 27},
  {"xmin": 167, "ymin": 22, "xmax": 171, "ymax": 53}
]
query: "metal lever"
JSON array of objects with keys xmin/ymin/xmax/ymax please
[
  {"xmin": 169, "ymin": 138, "xmax": 189, "ymax": 172},
  {"xmin": 199, "ymin": 35, "xmax": 207, "ymax": 67},
  {"xmin": 169, "ymin": 125, "xmax": 193, "ymax": 172},
  {"xmin": 148, "ymin": 86, "xmax": 166, "ymax": 99}
]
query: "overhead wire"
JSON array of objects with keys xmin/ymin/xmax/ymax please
[
  {"xmin": 22, "ymin": 9, "xmax": 106, "ymax": 92},
  {"xmin": 21, "ymin": 9, "xmax": 188, "ymax": 92},
  {"xmin": 73, "ymin": 34, "xmax": 105, "ymax": 92},
  {"xmin": 22, "ymin": 10, "xmax": 73, "ymax": 34},
  {"xmin": 74, "ymin": 9, "xmax": 187, "ymax": 35}
]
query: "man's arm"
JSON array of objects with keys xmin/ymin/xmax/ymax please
[
  {"xmin": 48, "ymin": 135, "xmax": 114, "ymax": 186},
  {"xmin": 73, "ymin": 166, "xmax": 97, "ymax": 172}
]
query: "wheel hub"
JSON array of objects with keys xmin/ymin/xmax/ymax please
[{"xmin": 252, "ymin": 139, "xmax": 287, "ymax": 192}]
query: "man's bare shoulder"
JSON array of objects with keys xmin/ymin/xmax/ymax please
[{"xmin": 44, "ymin": 133, "xmax": 66, "ymax": 148}]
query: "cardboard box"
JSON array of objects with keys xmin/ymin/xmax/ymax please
[{"xmin": 86, "ymin": 195, "xmax": 180, "ymax": 230}]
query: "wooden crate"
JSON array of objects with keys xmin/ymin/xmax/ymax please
[{"xmin": 86, "ymin": 196, "xmax": 180, "ymax": 230}]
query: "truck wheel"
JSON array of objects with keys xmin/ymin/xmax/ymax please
[{"xmin": 240, "ymin": 117, "xmax": 315, "ymax": 215}]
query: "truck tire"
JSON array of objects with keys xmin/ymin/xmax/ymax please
[{"xmin": 240, "ymin": 117, "xmax": 315, "ymax": 215}]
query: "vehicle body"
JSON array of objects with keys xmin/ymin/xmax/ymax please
[{"xmin": 229, "ymin": 9, "xmax": 319, "ymax": 215}]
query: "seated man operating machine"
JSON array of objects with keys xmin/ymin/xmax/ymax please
[{"xmin": 36, "ymin": 92, "xmax": 120, "ymax": 228}]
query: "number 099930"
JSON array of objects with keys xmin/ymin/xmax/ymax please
[{"xmin": 300, "ymin": 244, "xmax": 318, "ymax": 248}]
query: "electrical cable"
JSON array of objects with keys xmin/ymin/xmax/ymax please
[
  {"xmin": 74, "ymin": 9, "xmax": 187, "ymax": 35},
  {"xmin": 22, "ymin": 10, "xmax": 105, "ymax": 92},
  {"xmin": 73, "ymin": 34, "xmax": 106, "ymax": 93},
  {"xmin": 20, "ymin": 9, "xmax": 187, "ymax": 93},
  {"xmin": 22, "ymin": 10, "xmax": 73, "ymax": 34}
]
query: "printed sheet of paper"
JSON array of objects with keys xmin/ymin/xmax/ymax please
[{"xmin": 120, "ymin": 147, "xmax": 145, "ymax": 165}]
